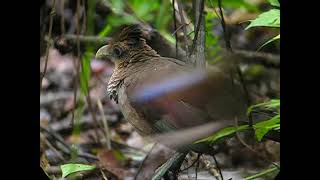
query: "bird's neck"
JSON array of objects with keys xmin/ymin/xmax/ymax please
[{"xmin": 127, "ymin": 44, "xmax": 160, "ymax": 63}]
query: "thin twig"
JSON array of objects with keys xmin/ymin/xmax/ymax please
[
  {"xmin": 180, "ymin": 153, "xmax": 201, "ymax": 172},
  {"xmin": 97, "ymin": 99, "xmax": 111, "ymax": 150},
  {"xmin": 217, "ymin": 0, "xmax": 231, "ymax": 51},
  {"xmin": 234, "ymin": 117, "xmax": 280, "ymax": 169},
  {"xmin": 134, "ymin": 143, "xmax": 157, "ymax": 180},
  {"xmin": 60, "ymin": 0, "xmax": 65, "ymax": 35},
  {"xmin": 85, "ymin": 90, "xmax": 101, "ymax": 143},
  {"xmin": 41, "ymin": 132, "xmax": 65, "ymax": 161},
  {"xmin": 40, "ymin": 0, "xmax": 56, "ymax": 92},
  {"xmin": 81, "ymin": 0, "xmax": 87, "ymax": 34},
  {"xmin": 171, "ymin": 22, "xmax": 191, "ymax": 36},
  {"xmin": 217, "ymin": 0, "xmax": 251, "ymax": 111},
  {"xmin": 172, "ymin": 0, "xmax": 178, "ymax": 59},
  {"xmin": 177, "ymin": 0, "xmax": 190, "ymax": 58},
  {"xmin": 40, "ymin": 125, "xmax": 99, "ymax": 161},
  {"xmin": 62, "ymin": 34, "xmax": 111, "ymax": 45},
  {"xmin": 70, "ymin": 0, "xmax": 82, "ymax": 128},
  {"xmin": 212, "ymin": 154, "xmax": 224, "ymax": 180},
  {"xmin": 100, "ymin": 169, "xmax": 108, "ymax": 180},
  {"xmin": 195, "ymin": 154, "xmax": 200, "ymax": 180}
]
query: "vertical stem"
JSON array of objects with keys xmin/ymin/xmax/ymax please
[
  {"xmin": 172, "ymin": 0, "xmax": 178, "ymax": 59},
  {"xmin": 217, "ymin": 0, "xmax": 231, "ymax": 51},
  {"xmin": 71, "ymin": 0, "xmax": 81, "ymax": 128},
  {"xmin": 60, "ymin": 0, "xmax": 65, "ymax": 35},
  {"xmin": 177, "ymin": 1, "xmax": 190, "ymax": 59},
  {"xmin": 192, "ymin": 0, "xmax": 206, "ymax": 68}
]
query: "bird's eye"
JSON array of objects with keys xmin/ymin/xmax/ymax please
[{"xmin": 113, "ymin": 47, "xmax": 122, "ymax": 57}]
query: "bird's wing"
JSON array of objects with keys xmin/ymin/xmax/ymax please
[{"xmin": 123, "ymin": 57, "xmax": 247, "ymax": 133}]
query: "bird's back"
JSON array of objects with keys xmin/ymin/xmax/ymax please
[{"xmin": 117, "ymin": 56, "xmax": 247, "ymax": 136}]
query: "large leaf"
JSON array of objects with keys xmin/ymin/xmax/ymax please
[
  {"xmin": 61, "ymin": 163, "xmax": 96, "ymax": 178},
  {"xmin": 258, "ymin": 34, "xmax": 280, "ymax": 50},
  {"xmin": 194, "ymin": 125, "xmax": 249, "ymax": 145},
  {"xmin": 245, "ymin": 9, "xmax": 280, "ymax": 29},
  {"xmin": 268, "ymin": 0, "xmax": 280, "ymax": 7},
  {"xmin": 253, "ymin": 114, "xmax": 280, "ymax": 141}
]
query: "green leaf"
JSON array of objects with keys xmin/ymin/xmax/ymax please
[
  {"xmin": 80, "ymin": 51, "xmax": 92, "ymax": 96},
  {"xmin": 72, "ymin": 95, "xmax": 85, "ymax": 136},
  {"xmin": 194, "ymin": 125, "xmax": 249, "ymax": 145},
  {"xmin": 61, "ymin": 163, "xmax": 96, "ymax": 178},
  {"xmin": 130, "ymin": 0, "xmax": 159, "ymax": 22},
  {"xmin": 258, "ymin": 34, "xmax": 280, "ymax": 50},
  {"xmin": 244, "ymin": 166, "xmax": 279, "ymax": 180},
  {"xmin": 98, "ymin": 25, "xmax": 112, "ymax": 37},
  {"xmin": 268, "ymin": 0, "xmax": 280, "ymax": 7},
  {"xmin": 109, "ymin": 0, "xmax": 125, "ymax": 15},
  {"xmin": 247, "ymin": 99, "xmax": 280, "ymax": 116},
  {"xmin": 107, "ymin": 15, "xmax": 139, "ymax": 27},
  {"xmin": 245, "ymin": 9, "xmax": 280, "ymax": 29},
  {"xmin": 253, "ymin": 114, "xmax": 280, "ymax": 141},
  {"xmin": 160, "ymin": 30, "xmax": 176, "ymax": 44}
]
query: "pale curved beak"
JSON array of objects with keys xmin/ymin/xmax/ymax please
[{"xmin": 95, "ymin": 45, "xmax": 110, "ymax": 60}]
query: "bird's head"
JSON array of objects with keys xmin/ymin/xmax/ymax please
[{"xmin": 95, "ymin": 24, "xmax": 158, "ymax": 66}]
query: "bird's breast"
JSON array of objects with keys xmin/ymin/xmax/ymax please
[{"xmin": 117, "ymin": 85, "xmax": 155, "ymax": 136}]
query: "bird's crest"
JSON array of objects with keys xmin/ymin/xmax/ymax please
[{"xmin": 116, "ymin": 24, "xmax": 145, "ymax": 45}]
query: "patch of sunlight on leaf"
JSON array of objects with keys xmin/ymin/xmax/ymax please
[
  {"xmin": 268, "ymin": 0, "xmax": 280, "ymax": 7},
  {"xmin": 61, "ymin": 163, "xmax": 96, "ymax": 178},
  {"xmin": 253, "ymin": 114, "xmax": 280, "ymax": 141},
  {"xmin": 245, "ymin": 9, "xmax": 280, "ymax": 29},
  {"xmin": 258, "ymin": 34, "xmax": 280, "ymax": 51},
  {"xmin": 194, "ymin": 125, "xmax": 250, "ymax": 145}
]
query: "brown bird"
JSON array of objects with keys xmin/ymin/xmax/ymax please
[{"xmin": 96, "ymin": 24, "xmax": 248, "ymax": 177}]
